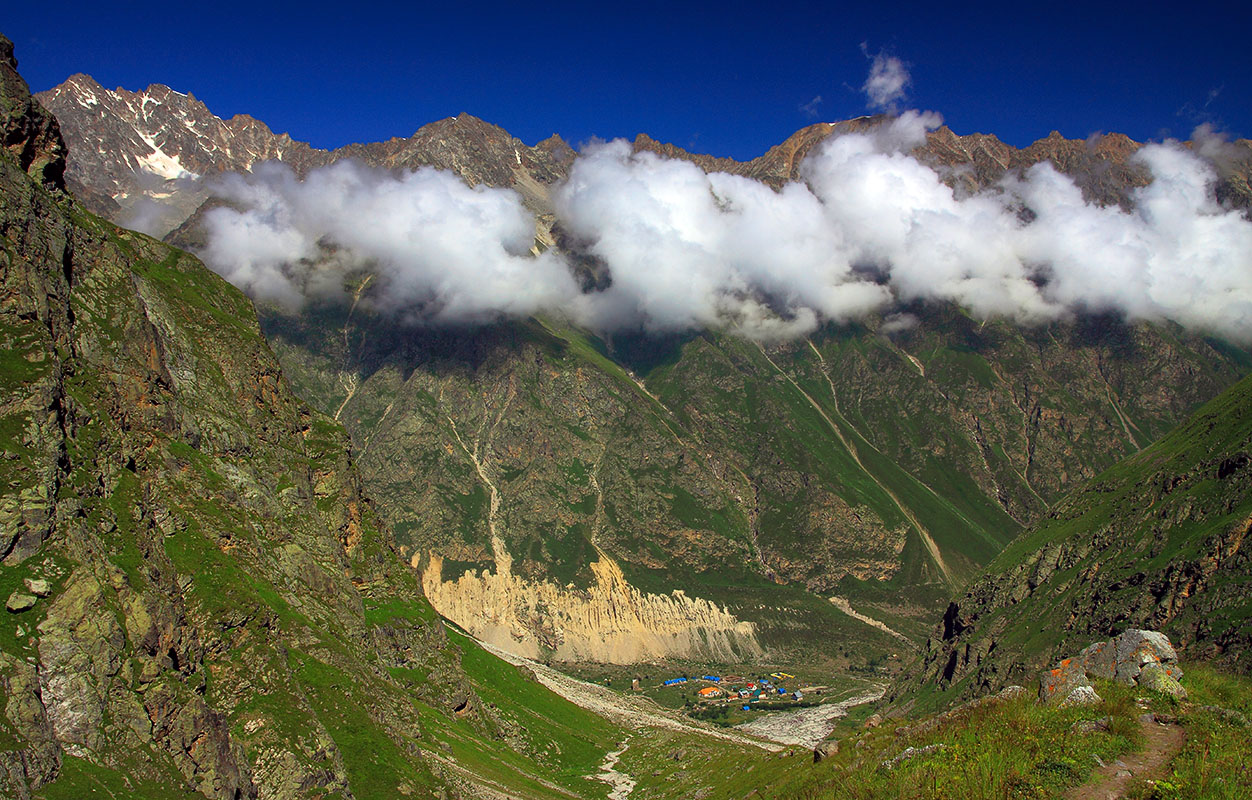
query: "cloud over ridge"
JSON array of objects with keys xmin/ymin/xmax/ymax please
[{"xmin": 197, "ymin": 113, "xmax": 1252, "ymax": 343}]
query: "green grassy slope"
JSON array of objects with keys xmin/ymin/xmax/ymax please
[
  {"xmin": 895, "ymin": 371, "xmax": 1252, "ymax": 712},
  {"xmin": 755, "ymin": 663, "xmax": 1252, "ymax": 800}
]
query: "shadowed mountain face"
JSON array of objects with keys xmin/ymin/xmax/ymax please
[
  {"xmin": 258, "ymin": 298, "xmax": 1246, "ymax": 664},
  {"xmin": 36, "ymin": 70, "xmax": 1252, "ymax": 668}
]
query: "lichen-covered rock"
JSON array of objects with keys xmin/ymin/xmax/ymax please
[
  {"xmin": 34, "ymin": 572, "xmax": 124, "ymax": 754},
  {"xmin": 1038, "ymin": 658, "xmax": 1094, "ymax": 706},
  {"xmin": 1138, "ymin": 663, "xmax": 1188, "ymax": 700},
  {"xmin": 1112, "ymin": 630, "xmax": 1179, "ymax": 685},
  {"xmin": 1059, "ymin": 686, "xmax": 1102, "ymax": 707},
  {"xmin": 1077, "ymin": 638, "xmax": 1118, "ymax": 681},
  {"xmin": 0, "ymin": 652, "xmax": 61, "ymax": 799},
  {"xmin": 6, "ymin": 593, "xmax": 36, "ymax": 613},
  {"xmin": 1078, "ymin": 629, "xmax": 1183, "ymax": 687}
]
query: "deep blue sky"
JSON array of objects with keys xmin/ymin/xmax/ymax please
[{"xmin": 3, "ymin": 1, "xmax": 1247, "ymax": 159}]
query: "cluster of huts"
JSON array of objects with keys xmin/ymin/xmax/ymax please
[{"xmin": 662, "ymin": 672, "xmax": 805, "ymax": 709}]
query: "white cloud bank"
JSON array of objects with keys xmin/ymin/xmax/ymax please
[
  {"xmin": 197, "ymin": 114, "xmax": 1252, "ymax": 343},
  {"xmin": 201, "ymin": 160, "xmax": 581, "ymax": 323}
]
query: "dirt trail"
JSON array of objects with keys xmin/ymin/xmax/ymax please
[
  {"xmin": 1065, "ymin": 715, "xmax": 1185, "ymax": 800},
  {"xmin": 828, "ymin": 596, "xmax": 915, "ymax": 648}
]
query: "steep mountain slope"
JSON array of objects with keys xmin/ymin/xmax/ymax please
[
  {"xmin": 41, "ymin": 70, "xmax": 1252, "ymax": 669},
  {"xmin": 2, "ymin": 36, "xmax": 724, "ymax": 800},
  {"xmin": 258, "ymin": 298, "xmax": 1245, "ymax": 667},
  {"xmin": 894, "ymin": 369, "xmax": 1252, "ymax": 712}
]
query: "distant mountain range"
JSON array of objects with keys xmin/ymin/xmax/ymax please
[{"xmin": 42, "ymin": 74, "xmax": 1252, "ymax": 238}]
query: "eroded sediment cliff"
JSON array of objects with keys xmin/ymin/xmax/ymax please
[{"xmin": 422, "ymin": 544, "xmax": 762, "ymax": 663}]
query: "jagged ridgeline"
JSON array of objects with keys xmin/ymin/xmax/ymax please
[
  {"xmin": 39, "ymin": 63, "xmax": 1252, "ymax": 666},
  {"xmin": 895, "ymin": 369, "xmax": 1252, "ymax": 713},
  {"xmin": 0, "ymin": 35, "xmax": 652, "ymax": 800}
]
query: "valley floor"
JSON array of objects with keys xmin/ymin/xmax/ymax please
[{"xmin": 464, "ymin": 629, "xmax": 784, "ymax": 750}]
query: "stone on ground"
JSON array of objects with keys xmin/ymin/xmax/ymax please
[
  {"xmin": 6, "ymin": 592, "xmax": 37, "ymax": 613},
  {"xmin": 1039, "ymin": 658, "xmax": 1096, "ymax": 706},
  {"xmin": 23, "ymin": 578, "xmax": 51, "ymax": 597},
  {"xmin": 1059, "ymin": 685, "xmax": 1103, "ymax": 707},
  {"xmin": 812, "ymin": 740, "xmax": 839, "ymax": 763},
  {"xmin": 1138, "ymin": 663, "xmax": 1187, "ymax": 700}
]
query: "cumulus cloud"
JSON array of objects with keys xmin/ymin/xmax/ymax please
[
  {"xmin": 197, "ymin": 113, "xmax": 1252, "ymax": 343},
  {"xmin": 554, "ymin": 140, "xmax": 891, "ymax": 340},
  {"xmin": 862, "ymin": 48, "xmax": 911, "ymax": 111},
  {"xmin": 200, "ymin": 160, "xmax": 582, "ymax": 323},
  {"xmin": 1012, "ymin": 142, "xmax": 1252, "ymax": 335}
]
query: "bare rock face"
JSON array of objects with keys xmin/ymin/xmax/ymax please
[
  {"xmin": 422, "ymin": 546, "xmax": 762, "ymax": 663},
  {"xmin": 35, "ymin": 73, "xmax": 331, "ymax": 233},
  {"xmin": 0, "ymin": 652, "xmax": 61, "ymax": 799},
  {"xmin": 37, "ymin": 75, "xmax": 575, "ymax": 235},
  {"xmin": 35, "ymin": 573, "xmax": 124, "ymax": 754},
  {"xmin": 1, "ymin": 35, "xmax": 66, "ymax": 191}
]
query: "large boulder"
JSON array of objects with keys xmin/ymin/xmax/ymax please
[
  {"xmin": 1113, "ymin": 630, "xmax": 1180, "ymax": 684},
  {"xmin": 813, "ymin": 740, "xmax": 839, "ymax": 763},
  {"xmin": 6, "ymin": 592, "xmax": 36, "ymax": 613},
  {"xmin": 1079, "ymin": 629, "xmax": 1181, "ymax": 685}
]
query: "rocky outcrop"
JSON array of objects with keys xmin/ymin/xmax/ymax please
[
  {"xmin": 1039, "ymin": 630, "xmax": 1186, "ymax": 706},
  {"xmin": 1078, "ymin": 629, "xmax": 1182, "ymax": 686},
  {"xmin": 1, "ymin": 36, "xmax": 66, "ymax": 191},
  {"xmin": 423, "ymin": 546, "xmax": 762, "ymax": 663}
]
